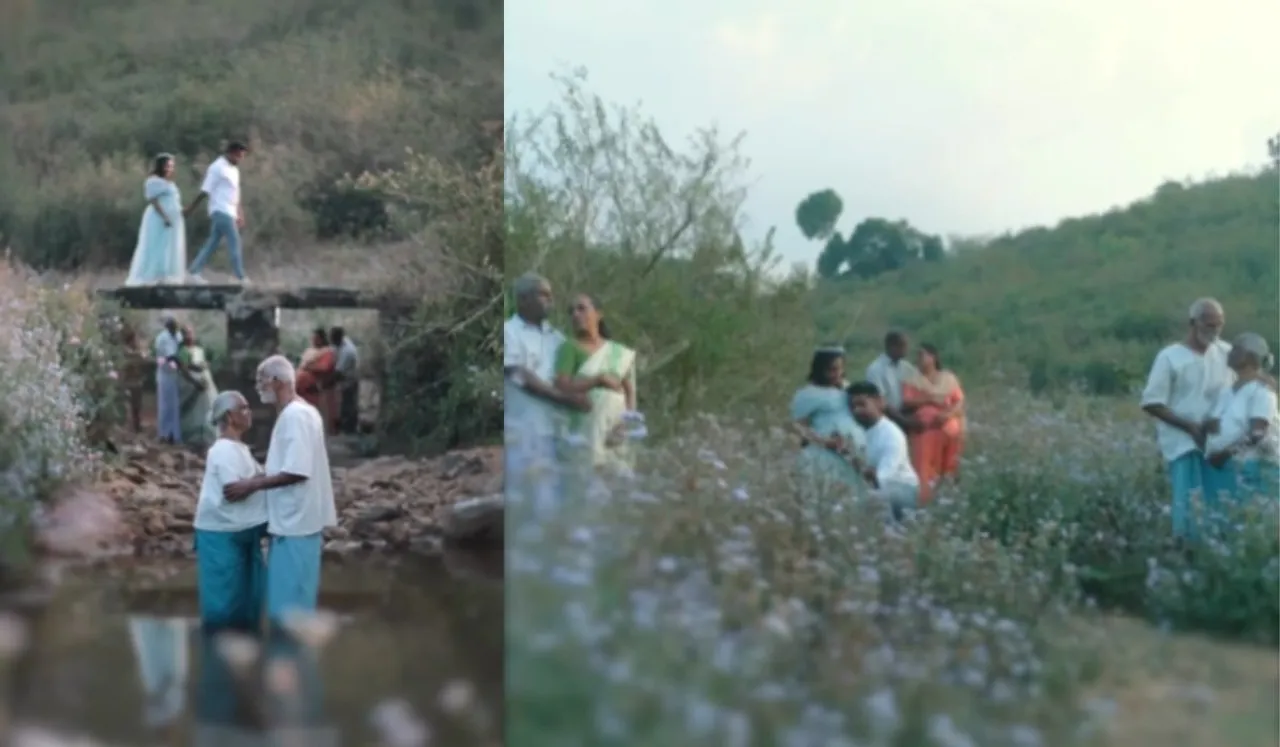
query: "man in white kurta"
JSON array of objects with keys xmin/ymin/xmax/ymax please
[
  {"xmin": 223, "ymin": 355, "xmax": 337, "ymax": 625},
  {"xmin": 1140, "ymin": 298, "xmax": 1235, "ymax": 539},
  {"xmin": 504, "ymin": 272, "xmax": 588, "ymax": 500},
  {"xmin": 865, "ymin": 331, "xmax": 918, "ymax": 427}
]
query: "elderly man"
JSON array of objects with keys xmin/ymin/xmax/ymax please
[
  {"xmin": 1141, "ymin": 297, "xmax": 1236, "ymax": 539},
  {"xmin": 865, "ymin": 331, "xmax": 918, "ymax": 428},
  {"xmin": 504, "ymin": 272, "xmax": 589, "ymax": 489},
  {"xmin": 223, "ymin": 355, "xmax": 337, "ymax": 626},
  {"xmin": 154, "ymin": 314, "xmax": 183, "ymax": 444}
]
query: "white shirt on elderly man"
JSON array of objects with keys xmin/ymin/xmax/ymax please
[
  {"xmin": 1140, "ymin": 340, "xmax": 1234, "ymax": 463},
  {"xmin": 504, "ymin": 314, "xmax": 565, "ymax": 441},
  {"xmin": 264, "ymin": 400, "xmax": 337, "ymax": 536}
]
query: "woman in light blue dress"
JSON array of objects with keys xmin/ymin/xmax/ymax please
[
  {"xmin": 125, "ymin": 153, "xmax": 187, "ymax": 286},
  {"xmin": 790, "ymin": 347, "xmax": 867, "ymax": 496}
]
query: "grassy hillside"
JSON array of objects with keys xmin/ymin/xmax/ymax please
[
  {"xmin": 813, "ymin": 170, "xmax": 1280, "ymax": 394},
  {"xmin": 0, "ymin": 0, "xmax": 501, "ymax": 270}
]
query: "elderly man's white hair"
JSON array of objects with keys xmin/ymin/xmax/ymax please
[
  {"xmin": 257, "ymin": 354, "xmax": 297, "ymax": 385},
  {"xmin": 1232, "ymin": 332, "xmax": 1274, "ymax": 367},
  {"xmin": 1188, "ymin": 297, "xmax": 1224, "ymax": 320},
  {"xmin": 209, "ymin": 390, "xmax": 247, "ymax": 427},
  {"xmin": 512, "ymin": 271, "xmax": 549, "ymax": 299}
]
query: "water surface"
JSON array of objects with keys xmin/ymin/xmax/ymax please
[{"xmin": 6, "ymin": 551, "xmax": 503, "ymax": 746}]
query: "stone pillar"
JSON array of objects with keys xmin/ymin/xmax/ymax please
[{"xmin": 225, "ymin": 291, "xmax": 280, "ymax": 458}]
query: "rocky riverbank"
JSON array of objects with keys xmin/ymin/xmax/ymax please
[{"xmin": 34, "ymin": 435, "xmax": 503, "ymax": 563}]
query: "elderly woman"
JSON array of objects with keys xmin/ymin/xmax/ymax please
[
  {"xmin": 553, "ymin": 293, "xmax": 638, "ymax": 471},
  {"xmin": 177, "ymin": 324, "xmax": 218, "ymax": 448},
  {"xmin": 1204, "ymin": 332, "xmax": 1280, "ymax": 504},
  {"xmin": 194, "ymin": 391, "xmax": 268, "ymax": 631},
  {"xmin": 790, "ymin": 347, "xmax": 867, "ymax": 494}
]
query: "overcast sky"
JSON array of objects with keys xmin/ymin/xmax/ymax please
[{"xmin": 505, "ymin": 0, "xmax": 1280, "ymax": 264}]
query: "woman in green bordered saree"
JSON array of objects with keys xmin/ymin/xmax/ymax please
[{"xmin": 553, "ymin": 294, "xmax": 637, "ymax": 471}]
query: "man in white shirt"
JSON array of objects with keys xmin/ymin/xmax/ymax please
[
  {"xmin": 223, "ymin": 355, "xmax": 337, "ymax": 626},
  {"xmin": 194, "ymin": 391, "xmax": 269, "ymax": 631},
  {"xmin": 504, "ymin": 272, "xmax": 589, "ymax": 491},
  {"xmin": 185, "ymin": 141, "xmax": 250, "ymax": 285},
  {"xmin": 1140, "ymin": 297, "xmax": 1235, "ymax": 539},
  {"xmin": 848, "ymin": 380, "xmax": 921, "ymax": 520},
  {"xmin": 154, "ymin": 314, "xmax": 183, "ymax": 444},
  {"xmin": 865, "ymin": 331, "xmax": 919, "ymax": 428},
  {"xmin": 330, "ymin": 326, "xmax": 360, "ymax": 434}
]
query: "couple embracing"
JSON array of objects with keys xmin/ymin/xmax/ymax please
[{"xmin": 504, "ymin": 272, "xmax": 639, "ymax": 484}]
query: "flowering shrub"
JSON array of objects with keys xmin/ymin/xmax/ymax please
[
  {"xmin": 506, "ymin": 388, "xmax": 1280, "ymax": 746},
  {"xmin": 0, "ymin": 260, "xmax": 121, "ymax": 564}
]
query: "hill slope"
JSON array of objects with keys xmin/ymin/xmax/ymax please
[
  {"xmin": 0, "ymin": 0, "xmax": 501, "ymax": 270},
  {"xmin": 813, "ymin": 170, "xmax": 1280, "ymax": 394}
]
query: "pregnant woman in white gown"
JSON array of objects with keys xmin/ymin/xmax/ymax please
[{"xmin": 125, "ymin": 153, "xmax": 187, "ymax": 286}]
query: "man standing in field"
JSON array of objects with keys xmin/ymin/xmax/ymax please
[
  {"xmin": 865, "ymin": 331, "xmax": 918, "ymax": 428},
  {"xmin": 222, "ymin": 355, "xmax": 337, "ymax": 626},
  {"xmin": 185, "ymin": 141, "xmax": 250, "ymax": 285},
  {"xmin": 330, "ymin": 326, "xmax": 360, "ymax": 434},
  {"xmin": 1140, "ymin": 298, "xmax": 1235, "ymax": 539},
  {"xmin": 504, "ymin": 272, "xmax": 588, "ymax": 491}
]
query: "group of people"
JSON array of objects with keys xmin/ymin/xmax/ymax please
[
  {"xmin": 1141, "ymin": 297, "xmax": 1280, "ymax": 538},
  {"xmin": 790, "ymin": 331, "xmax": 967, "ymax": 513},
  {"xmin": 125, "ymin": 141, "xmax": 252, "ymax": 287},
  {"xmin": 504, "ymin": 271, "xmax": 639, "ymax": 486},
  {"xmin": 295, "ymin": 326, "xmax": 362, "ymax": 435},
  {"xmin": 143, "ymin": 317, "xmax": 361, "ymax": 446}
]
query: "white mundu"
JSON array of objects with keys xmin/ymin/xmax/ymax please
[
  {"xmin": 264, "ymin": 400, "xmax": 337, "ymax": 536},
  {"xmin": 201, "ymin": 155, "xmax": 241, "ymax": 218},
  {"xmin": 194, "ymin": 438, "xmax": 267, "ymax": 532},
  {"xmin": 1140, "ymin": 340, "xmax": 1235, "ymax": 462}
]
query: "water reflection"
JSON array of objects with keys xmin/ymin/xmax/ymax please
[
  {"xmin": 6, "ymin": 550, "xmax": 502, "ymax": 746},
  {"xmin": 127, "ymin": 615, "xmax": 192, "ymax": 732}
]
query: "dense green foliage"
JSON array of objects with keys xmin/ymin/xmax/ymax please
[
  {"xmin": 812, "ymin": 172, "xmax": 1280, "ymax": 394},
  {"xmin": 0, "ymin": 0, "xmax": 500, "ymax": 269},
  {"xmin": 796, "ymin": 189, "xmax": 946, "ymax": 280}
]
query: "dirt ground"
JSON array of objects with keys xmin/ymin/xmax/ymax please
[{"xmin": 35, "ymin": 431, "xmax": 502, "ymax": 564}]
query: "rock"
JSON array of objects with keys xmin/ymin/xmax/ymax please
[
  {"xmin": 92, "ymin": 430, "xmax": 504, "ymax": 559},
  {"xmin": 438, "ymin": 495, "xmax": 504, "ymax": 544}
]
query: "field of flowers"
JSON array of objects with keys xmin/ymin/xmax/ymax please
[
  {"xmin": 0, "ymin": 261, "xmax": 123, "ymax": 570},
  {"xmin": 507, "ymin": 387, "xmax": 1280, "ymax": 747}
]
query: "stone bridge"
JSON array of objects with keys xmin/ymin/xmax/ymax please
[{"xmin": 95, "ymin": 284, "xmax": 408, "ymax": 454}]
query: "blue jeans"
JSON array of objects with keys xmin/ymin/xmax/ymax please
[{"xmin": 188, "ymin": 211, "xmax": 245, "ymax": 279}]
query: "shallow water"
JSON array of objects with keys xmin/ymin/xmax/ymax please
[{"xmin": 5, "ymin": 551, "xmax": 503, "ymax": 746}]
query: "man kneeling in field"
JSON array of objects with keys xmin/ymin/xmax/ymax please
[{"xmin": 847, "ymin": 380, "xmax": 921, "ymax": 520}]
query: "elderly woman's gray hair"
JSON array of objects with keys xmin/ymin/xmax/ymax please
[
  {"xmin": 1232, "ymin": 332, "xmax": 1274, "ymax": 368},
  {"xmin": 512, "ymin": 271, "xmax": 549, "ymax": 299},
  {"xmin": 209, "ymin": 391, "xmax": 247, "ymax": 428}
]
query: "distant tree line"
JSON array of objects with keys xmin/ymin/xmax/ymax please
[{"xmin": 794, "ymin": 188, "xmax": 945, "ymax": 280}]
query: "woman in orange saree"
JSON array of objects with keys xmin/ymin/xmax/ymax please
[
  {"xmin": 901, "ymin": 343, "xmax": 966, "ymax": 504},
  {"xmin": 295, "ymin": 328, "xmax": 338, "ymax": 433}
]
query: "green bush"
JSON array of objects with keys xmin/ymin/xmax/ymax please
[{"xmin": 0, "ymin": 0, "xmax": 501, "ymax": 270}]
